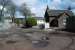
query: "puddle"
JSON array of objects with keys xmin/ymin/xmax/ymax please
[
  {"xmin": 6, "ymin": 40, "xmax": 17, "ymax": 44},
  {"xmin": 32, "ymin": 40, "xmax": 49, "ymax": 48}
]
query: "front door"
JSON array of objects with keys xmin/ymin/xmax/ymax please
[{"xmin": 50, "ymin": 19, "xmax": 58, "ymax": 27}]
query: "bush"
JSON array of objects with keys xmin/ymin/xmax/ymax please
[
  {"xmin": 66, "ymin": 16, "xmax": 75, "ymax": 32},
  {"xmin": 26, "ymin": 17, "xmax": 37, "ymax": 27},
  {"xmin": 15, "ymin": 19, "xmax": 20, "ymax": 26}
]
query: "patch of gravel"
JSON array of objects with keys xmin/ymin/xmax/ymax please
[
  {"xmin": 0, "ymin": 34, "xmax": 8, "ymax": 38},
  {"xmin": 6, "ymin": 34, "xmax": 26, "ymax": 41}
]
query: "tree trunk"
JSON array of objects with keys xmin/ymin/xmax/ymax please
[
  {"xmin": 0, "ymin": 5, "xmax": 5, "ymax": 22},
  {"xmin": 12, "ymin": 16, "xmax": 15, "ymax": 23}
]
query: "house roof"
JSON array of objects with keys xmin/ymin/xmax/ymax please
[
  {"xmin": 47, "ymin": 10, "xmax": 74, "ymax": 17},
  {"xmin": 33, "ymin": 17, "xmax": 44, "ymax": 20},
  {"xmin": 15, "ymin": 17, "xmax": 44, "ymax": 20}
]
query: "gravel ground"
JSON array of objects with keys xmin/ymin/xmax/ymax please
[{"xmin": 0, "ymin": 26, "xmax": 75, "ymax": 50}]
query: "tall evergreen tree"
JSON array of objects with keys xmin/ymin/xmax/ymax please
[{"xmin": 44, "ymin": 5, "xmax": 49, "ymax": 22}]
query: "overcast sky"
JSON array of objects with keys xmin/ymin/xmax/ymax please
[{"xmin": 12, "ymin": 0, "xmax": 75, "ymax": 17}]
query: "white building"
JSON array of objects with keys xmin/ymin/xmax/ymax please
[{"xmin": 34, "ymin": 17, "xmax": 45, "ymax": 25}]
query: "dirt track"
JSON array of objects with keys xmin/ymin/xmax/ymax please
[{"xmin": 0, "ymin": 27, "xmax": 75, "ymax": 50}]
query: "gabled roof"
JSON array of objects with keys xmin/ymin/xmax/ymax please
[{"xmin": 47, "ymin": 10, "xmax": 74, "ymax": 17}]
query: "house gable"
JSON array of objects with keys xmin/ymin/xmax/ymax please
[
  {"xmin": 58, "ymin": 12, "xmax": 72, "ymax": 18},
  {"xmin": 44, "ymin": 6, "xmax": 74, "ymax": 22},
  {"xmin": 58, "ymin": 12, "xmax": 69, "ymax": 28}
]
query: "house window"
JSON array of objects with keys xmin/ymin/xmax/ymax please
[{"xmin": 63, "ymin": 17, "xmax": 66, "ymax": 26}]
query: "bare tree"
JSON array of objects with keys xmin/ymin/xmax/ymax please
[
  {"xmin": 0, "ymin": 0, "xmax": 16, "ymax": 23},
  {"xmin": 20, "ymin": 3, "xmax": 31, "ymax": 22},
  {"xmin": 0, "ymin": 0, "xmax": 10, "ymax": 22},
  {"xmin": 7, "ymin": 4, "xmax": 16, "ymax": 23}
]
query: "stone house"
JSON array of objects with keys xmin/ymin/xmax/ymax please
[{"xmin": 44, "ymin": 6, "xmax": 74, "ymax": 29}]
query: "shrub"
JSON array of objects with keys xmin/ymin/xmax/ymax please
[
  {"xmin": 26, "ymin": 17, "xmax": 37, "ymax": 27},
  {"xmin": 66, "ymin": 16, "xmax": 75, "ymax": 32},
  {"xmin": 15, "ymin": 19, "xmax": 20, "ymax": 26}
]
